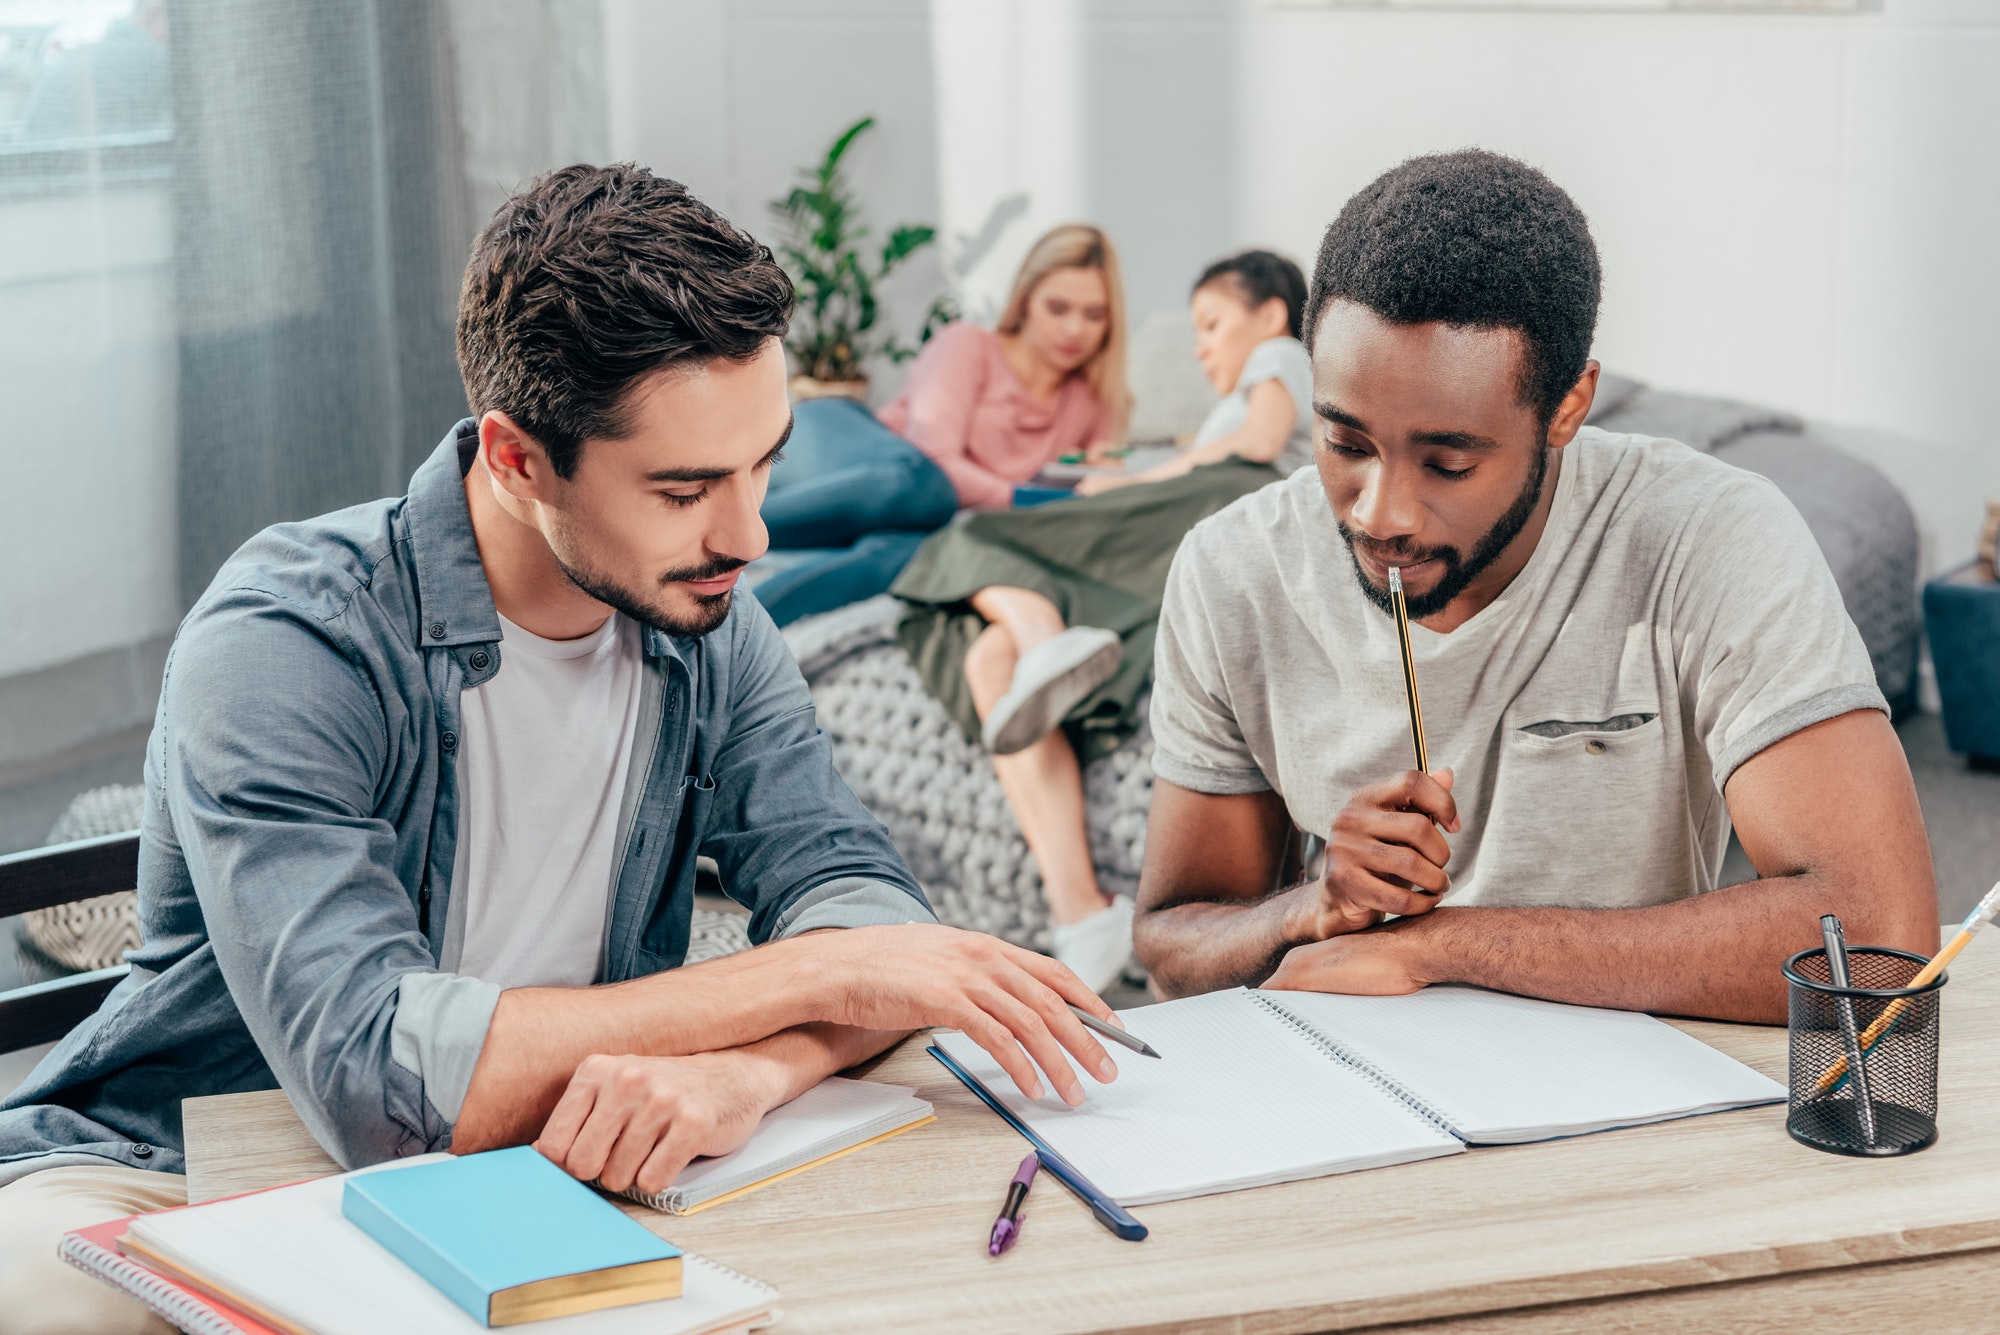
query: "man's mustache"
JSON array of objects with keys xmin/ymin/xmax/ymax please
[
  {"xmin": 1336, "ymin": 524, "xmax": 1459, "ymax": 570},
  {"xmin": 658, "ymin": 555, "xmax": 749, "ymax": 586}
]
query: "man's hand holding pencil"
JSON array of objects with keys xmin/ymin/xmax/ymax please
[
  {"xmin": 1265, "ymin": 564, "xmax": 1461, "ymax": 993},
  {"xmin": 1283, "ymin": 768, "xmax": 1462, "ymax": 942}
]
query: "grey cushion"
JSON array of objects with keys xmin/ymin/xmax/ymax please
[
  {"xmin": 1587, "ymin": 379, "xmax": 1804, "ymax": 454},
  {"xmin": 1126, "ymin": 309, "xmax": 1217, "ymax": 444}
]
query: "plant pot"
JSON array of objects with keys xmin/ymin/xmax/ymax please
[{"xmin": 789, "ymin": 375, "xmax": 870, "ymax": 404}]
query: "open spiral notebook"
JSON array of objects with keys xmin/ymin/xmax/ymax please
[{"xmin": 932, "ymin": 985, "xmax": 1786, "ymax": 1206}]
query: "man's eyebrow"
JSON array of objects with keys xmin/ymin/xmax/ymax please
[
  {"xmin": 1314, "ymin": 401, "xmax": 1369, "ymax": 433},
  {"xmin": 760, "ymin": 413, "xmax": 795, "ymax": 467},
  {"xmin": 642, "ymin": 413, "xmax": 794, "ymax": 483},
  {"xmin": 1314, "ymin": 402, "xmax": 1500, "ymax": 453},
  {"xmin": 1410, "ymin": 429, "xmax": 1501, "ymax": 451}
]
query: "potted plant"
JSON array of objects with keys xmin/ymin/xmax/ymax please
[{"xmin": 770, "ymin": 116, "xmax": 953, "ymax": 402}]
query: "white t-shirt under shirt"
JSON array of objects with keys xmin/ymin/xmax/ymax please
[
  {"xmin": 445, "ymin": 611, "xmax": 645, "ymax": 988},
  {"xmin": 1192, "ymin": 336, "xmax": 1318, "ymax": 476},
  {"xmin": 1151, "ymin": 428, "xmax": 1886, "ymax": 908}
]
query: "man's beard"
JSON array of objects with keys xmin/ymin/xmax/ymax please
[
  {"xmin": 1339, "ymin": 442, "xmax": 1550, "ymax": 621},
  {"xmin": 546, "ymin": 523, "xmax": 747, "ymax": 638}
]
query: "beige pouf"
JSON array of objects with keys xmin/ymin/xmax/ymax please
[{"xmin": 20, "ymin": 784, "xmax": 145, "ymax": 975}]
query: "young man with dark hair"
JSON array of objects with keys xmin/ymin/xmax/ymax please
[
  {"xmin": 1132, "ymin": 149, "xmax": 1938, "ymax": 1012},
  {"xmin": 0, "ymin": 165, "xmax": 1118, "ymax": 1334}
]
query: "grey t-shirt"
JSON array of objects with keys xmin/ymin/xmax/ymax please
[
  {"xmin": 1192, "ymin": 336, "xmax": 1317, "ymax": 475},
  {"xmin": 1151, "ymin": 428, "xmax": 1886, "ymax": 908}
]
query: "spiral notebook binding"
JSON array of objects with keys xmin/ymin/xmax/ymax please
[
  {"xmin": 614, "ymin": 1180, "xmax": 687, "ymax": 1213},
  {"xmin": 688, "ymin": 1252, "xmax": 782, "ymax": 1303},
  {"xmin": 61, "ymin": 1233, "xmax": 253, "ymax": 1335},
  {"xmin": 1249, "ymin": 992, "xmax": 1463, "ymax": 1142}
]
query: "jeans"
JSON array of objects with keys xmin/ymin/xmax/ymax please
[{"xmin": 755, "ymin": 398, "xmax": 958, "ymax": 625}]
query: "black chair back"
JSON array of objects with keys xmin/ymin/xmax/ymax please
[{"xmin": 0, "ymin": 832, "xmax": 138, "ymax": 1052}]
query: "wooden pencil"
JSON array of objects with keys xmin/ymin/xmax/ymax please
[
  {"xmin": 1813, "ymin": 880, "xmax": 2000, "ymax": 1093},
  {"xmin": 1387, "ymin": 566, "xmax": 1428, "ymax": 774}
]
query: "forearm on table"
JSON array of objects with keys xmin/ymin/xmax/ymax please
[
  {"xmin": 738, "ymin": 1023, "xmax": 910, "ymax": 1109},
  {"xmin": 1390, "ymin": 877, "xmax": 1941, "ymax": 1024},
  {"xmin": 453, "ymin": 939, "xmax": 844, "ymax": 1150},
  {"xmin": 1136, "ymin": 882, "xmax": 1314, "ymax": 999}
]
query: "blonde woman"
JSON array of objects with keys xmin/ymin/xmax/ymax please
[{"xmin": 754, "ymin": 225, "xmax": 1129, "ymax": 624}]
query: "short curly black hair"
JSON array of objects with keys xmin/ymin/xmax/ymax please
[{"xmin": 1305, "ymin": 149, "xmax": 1600, "ymax": 425}]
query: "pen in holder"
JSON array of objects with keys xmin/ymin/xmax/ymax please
[{"xmin": 1781, "ymin": 945, "xmax": 1946, "ymax": 1157}]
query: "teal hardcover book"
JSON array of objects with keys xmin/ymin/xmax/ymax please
[{"xmin": 340, "ymin": 1146, "xmax": 682, "ymax": 1327}]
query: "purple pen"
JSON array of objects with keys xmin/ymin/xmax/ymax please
[{"xmin": 988, "ymin": 1153, "xmax": 1040, "ymax": 1256}]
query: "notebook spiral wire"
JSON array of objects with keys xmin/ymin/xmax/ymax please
[{"xmin": 1249, "ymin": 993, "xmax": 1464, "ymax": 1143}]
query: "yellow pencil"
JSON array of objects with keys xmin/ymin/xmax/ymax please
[
  {"xmin": 1813, "ymin": 880, "xmax": 2000, "ymax": 1093},
  {"xmin": 1387, "ymin": 567, "xmax": 1428, "ymax": 774}
]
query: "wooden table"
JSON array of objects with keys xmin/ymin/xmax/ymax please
[{"xmin": 182, "ymin": 930, "xmax": 2000, "ymax": 1333}]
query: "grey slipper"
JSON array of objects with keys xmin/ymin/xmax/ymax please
[{"xmin": 980, "ymin": 625, "xmax": 1123, "ymax": 756}]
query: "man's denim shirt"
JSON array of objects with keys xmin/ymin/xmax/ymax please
[{"xmin": 0, "ymin": 423, "xmax": 933, "ymax": 1185}]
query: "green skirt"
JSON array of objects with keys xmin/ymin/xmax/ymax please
[{"xmin": 891, "ymin": 458, "xmax": 1285, "ymax": 763}]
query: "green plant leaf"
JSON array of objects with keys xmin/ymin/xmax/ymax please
[
  {"xmin": 767, "ymin": 114, "xmax": 948, "ymax": 381},
  {"xmin": 824, "ymin": 116, "xmax": 874, "ymax": 172},
  {"xmin": 879, "ymin": 224, "xmax": 936, "ymax": 275}
]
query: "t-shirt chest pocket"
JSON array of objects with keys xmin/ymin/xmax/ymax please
[{"xmin": 1477, "ymin": 704, "xmax": 1690, "ymax": 909}]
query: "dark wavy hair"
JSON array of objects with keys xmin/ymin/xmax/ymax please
[
  {"xmin": 1194, "ymin": 249, "xmax": 1308, "ymax": 340},
  {"xmin": 1305, "ymin": 149, "xmax": 1600, "ymax": 425},
  {"xmin": 456, "ymin": 163, "xmax": 794, "ymax": 477}
]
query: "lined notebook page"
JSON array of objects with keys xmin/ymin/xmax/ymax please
[
  {"xmin": 128, "ymin": 1160, "xmax": 777, "ymax": 1335},
  {"xmin": 1261, "ymin": 986, "xmax": 1786, "ymax": 1144},
  {"xmin": 653, "ymin": 1077, "xmax": 931, "ymax": 1211},
  {"xmin": 932, "ymin": 988, "xmax": 1460, "ymax": 1206}
]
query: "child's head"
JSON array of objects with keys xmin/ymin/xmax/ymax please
[{"xmin": 1189, "ymin": 250, "xmax": 1307, "ymax": 394}]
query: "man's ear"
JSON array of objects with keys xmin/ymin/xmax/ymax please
[
  {"xmin": 478, "ymin": 410, "xmax": 556, "ymax": 503},
  {"xmin": 1543, "ymin": 360, "xmax": 1600, "ymax": 451}
]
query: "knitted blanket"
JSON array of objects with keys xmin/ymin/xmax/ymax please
[{"xmin": 784, "ymin": 596, "xmax": 1154, "ymax": 950}]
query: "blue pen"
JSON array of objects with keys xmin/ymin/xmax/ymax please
[{"xmin": 928, "ymin": 1045, "xmax": 1149, "ymax": 1242}]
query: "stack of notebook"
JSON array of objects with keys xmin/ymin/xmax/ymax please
[
  {"xmin": 66, "ymin": 1075, "xmax": 938, "ymax": 1332},
  {"xmin": 69, "ymin": 1157, "xmax": 780, "ymax": 1335},
  {"xmin": 932, "ymin": 984, "xmax": 1788, "ymax": 1205}
]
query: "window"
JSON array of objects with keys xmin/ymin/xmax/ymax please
[{"xmin": 0, "ymin": 1, "xmax": 171, "ymax": 199}]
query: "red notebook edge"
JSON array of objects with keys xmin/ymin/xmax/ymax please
[{"xmin": 63, "ymin": 1214, "xmax": 284, "ymax": 1335}]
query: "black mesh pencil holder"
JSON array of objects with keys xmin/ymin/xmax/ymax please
[{"xmin": 1781, "ymin": 946, "xmax": 1945, "ymax": 1157}]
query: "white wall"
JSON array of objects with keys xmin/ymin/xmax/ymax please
[
  {"xmin": 6, "ymin": 0, "xmax": 1992, "ymax": 693},
  {"xmin": 1232, "ymin": 0, "xmax": 2000, "ymax": 566},
  {"xmin": 0, "ymin": 182, "xmax": 179, "ymax": 681}
]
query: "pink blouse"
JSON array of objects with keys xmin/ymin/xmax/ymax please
[{"xmin": 877, "ymin": 322, "xmax": 1117, "ymax": 509}]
